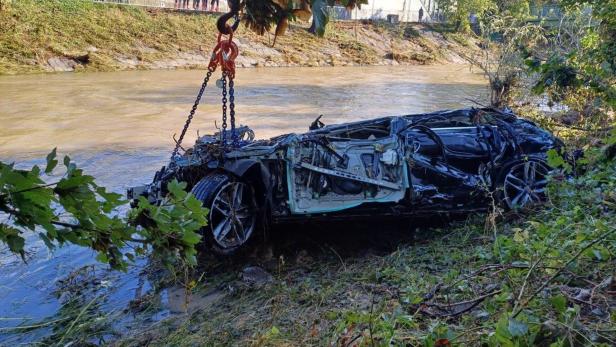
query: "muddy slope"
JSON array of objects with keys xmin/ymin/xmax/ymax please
[{"xmin": 0, "ymin": 2, "xmax": 478, "ymax": 74}]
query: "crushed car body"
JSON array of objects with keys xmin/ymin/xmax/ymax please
[{"xmin": 128, "ymin": 107, "xmax": 563, "ymax": 253}]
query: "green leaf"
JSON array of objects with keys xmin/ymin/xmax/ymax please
[
  {"xmin": 45, "ymin": 148, "xmax": 58, "ymax": 174},
  {"xmin": 63, "ymin": 155, "xmax": 76, "ymax": 172},
  {"xmin": 38, "ymin": 232, "xmax": 55, "ymax": 249},
  {"xmin": 546, "ymin": 149, "xmax": 565, "ymax": 168},
  {"xmin": 550, "ymin": 294, "xmax": 567, "ymax": 314},
  {"xmin": 167, "ymin": 179, "xmax": 187, "ymax": 199},
  {"xmin": 508, "ymin": 318, "xmax": 528, "ymax": 337},
  {"xmin": 181, "ymin": 230, "xmax": 202, "ymax": 245},
  {"xmin": 1, "ymin": 225, "xmax": 26, "ymax": 258},
  {"xmin": 494, "ymin": 316, "xmax": 514, "ymax": 346},
  {"xmin": 266, "ymin": 326, "xmax": 280, "ymax": 338},
  {"xmin": 96, "ymin": 252, "xmax": 109, "ymax": 263},
  {"xmin": 8, "ymin": 236, "xmax": 25, "ymax": 258}
]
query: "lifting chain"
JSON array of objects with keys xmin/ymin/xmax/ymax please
[
  {"xmin": 229, "ymin": 76, "xmax": 237, "ymax": 148},
  {"xmin": 221, "ymin": 72, "xmax": 228, "ymax": 145},
  {"xmin": 170, "ymin": 1, "xmax": 241, "ymax": 160},
  {"xmin": 220, "ymin": 72, "xmax": 238, "ymax": 148},
  {"xmin": 171, "ymin": 67, "xmax": 214, "ymax": 160}
]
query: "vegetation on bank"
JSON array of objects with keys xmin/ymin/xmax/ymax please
[
  {"xmin": 0, "ymin": 152, "xmax": 208, "ymax": 271},
  {"xmin": 34, "ymin": 131, "xmax": 613, "ymax": 346},
  {"xmin": 0, "ymin": 0, "xmax": 476, "ymax": 74},
  {"xmin": 0, "ymin": 0, "xmax": 226, "ymax": 74},
  {"xmin": 1, "ymin": 0, "xmax": 615, "ymax": 345},
  {"xmin": 4, "ymin": 126, "xmax": 613, "ymax": 346}
]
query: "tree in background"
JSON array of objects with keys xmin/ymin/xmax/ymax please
[
  {"xmin": 495, "ymin": 0, "xmax": 531, "ymax": 17},
  {"xmin": 243, "ymin": 0, "xmax": 367, "ymax": 42},
  {"xmin": 434, "ymin": 0, "xmax": 549, "ymax": 32},
  {"xmin": 464, "ymin": 13, "xmax": 546, "ymax": 107},
  {"xmin": 525, "ymin": 0, "xmax": 615, "ymax": 119},
  {"xmin": 452, "ymin": 0, "xmax": 614, "ymax": 126},
  {"xmin": 435, "ymin": 0, "xmax": 497, "ymax": 31}
]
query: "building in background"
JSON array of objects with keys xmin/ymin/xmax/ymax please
[
  {"xmin": 92, "ymin": 0, "xmax": 437, "ymax": 24},
  {"xmin": 338, "ymin": 0, "xmax": 440, "ymax": 23},
  {"xmin": 93, "ymin": 0, "xmax": 230, "ymax": 12}
]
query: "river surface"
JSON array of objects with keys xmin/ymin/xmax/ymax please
[{"xmin": 0, "ymin": 65, "xmax": 486, "ymax": 343}]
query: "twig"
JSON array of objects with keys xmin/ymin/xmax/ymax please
[
  {"xmin": 343, "ymin": 334, "xmax": 363, "ymax": 347},
  {"xmin": 368, "ymin": 293, "xmax": 375, "ymax": 347},
  {"xmin": 437, "ymin": 290, "xmax": 502, "ymax": 308},
  {"xmin": 420, "ymin": 290, "xmax": 502, "ymax": 318},
  {"xmin": 326, "ymin": 244, "xmax": 346, "ymax": 272},
  {"xmin": 558, "ymin": 287, "xmax": 601, "ymax": 309},
  {"xmin": 513, "ymin": 254, "xmax": 544, "ymax": 313},
  {"xmin": 551, "ymin": 319, "xmax": 600, "ymax": 347},
  {"xmin": 551, "ymin": 124, "xmax": 614, "ymax": 132},
  {"xmin": 0, "ymin": 181, "xmax": 61, "ymax": 198},
  {"xmin": 512, "ymin": 228, "xmax": 616, "ymax": 318},
  {"xmin": 441, "ymin": 263, "xmax": 530, "ymax": 292},
  {"xmin": 464, "ymin": 98, "xmax": 490, "ymax": 108},
  {"xmin": 451, "ymin": 325, "xmax": 488, "ymax": 342}
]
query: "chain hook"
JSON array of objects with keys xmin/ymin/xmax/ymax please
[
  {"xmin": 216, "ymin": 0, "xmax": 241, "ymax": 35},
  {"xmin": 170, "ymin": 0, "xmax": 242, "ymax": 160}
]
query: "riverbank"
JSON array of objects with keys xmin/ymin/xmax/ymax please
[
  {"xmin": 101, "ymin": 139, "xmax": 616, "ymax": 346},
  {"xmin": 0, "ymin": 0, "xmax": 478, "ymax": 75},
  {"xmin": 116, "ymin": 131, "xmax": 616, "ymax": 346}
]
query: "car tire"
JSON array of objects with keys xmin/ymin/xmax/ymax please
[
  {"xmin": 191, "ymin": 173, "xmax": 258, "ymax": 255},
  {"xmin": 495, "ymin": 159, "xmax": 549, "ymax": 210}
]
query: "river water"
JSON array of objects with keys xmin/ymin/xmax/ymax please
[{"xmin": 0, "ymin": 65, "xmax": 486, "ymax": 343}]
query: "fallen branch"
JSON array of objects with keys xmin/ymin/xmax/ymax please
[
  {"xmin": 513, "ymin": 254, "xmax": 545, "ymax": 314},
  {"xmin": 417, "ymin": 290, "xmax": 503, "ymax": 318},
  {"xmin": 512, "ymin": 228, "xmax": 616, "ymax": 318},
  {"xmin": 440, "ymin": 263, "xmax": 532, "ymax": 293}
]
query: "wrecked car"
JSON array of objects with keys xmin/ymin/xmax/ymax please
[{"xmin": 128, "ymin": 108, "xmax": 562, "ymax": 254}]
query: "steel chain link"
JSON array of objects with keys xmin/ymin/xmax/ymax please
[
  {"xmin": 229, "ymin": 78, "xmax": 237, "ymax": 147},
  {"xmin": 170, "ymin": 6, "xmax": 242, "ymax": 159},
  {"xmin": 171, "ymin": 67, "xmax": 214, "ymax": 159},
  {"xmin": 221, "ymin": 72, "xmax": 228, "ymax": 145}
]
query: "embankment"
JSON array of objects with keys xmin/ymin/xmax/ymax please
[{"xmin": 0, "ymin": 0, "xmax": 478, "ymax": 74}]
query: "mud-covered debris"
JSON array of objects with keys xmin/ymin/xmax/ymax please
[{"xmin": 241, "ymin": 266, "xmax": 273, "ymax": 286}]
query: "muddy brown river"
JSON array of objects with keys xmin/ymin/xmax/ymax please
[{"xmin": 0, "ymin": 65, "xmax": 486, "ymax": 343}]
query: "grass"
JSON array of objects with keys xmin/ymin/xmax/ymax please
[
  {"xmin": 4, "ymin": 120, "xmax": 614, "ymax": 345},
  {"xmin": 0, "ymin": 0, "xmax": 477, "ymax": 74},
  {"xmin": 7, "ymin": 117, "xmax": 610, "ymax": 346},
  {"xmin": 114, "ymin": 127, "xmax": 616, "ymax": 346},
  {"xmin": 0, "ymin": 0, "xmax": 224, "ymax": 74}
]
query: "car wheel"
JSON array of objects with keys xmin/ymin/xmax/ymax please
[
  {"xmin": 191, "ymin": 173, "xmax": 258, "ymax": 254},
  {"xmin": 498, "ymin": 159, "xmax": 549, "ymax": 209}
]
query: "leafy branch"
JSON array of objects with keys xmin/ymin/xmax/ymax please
[{"xmin": 0, "ymin": 149, "xmax": 208, "ymax": 271}]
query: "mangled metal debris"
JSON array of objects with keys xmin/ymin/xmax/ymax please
[{"xmin": 128, "ymin": 108, "xmax": 563, "ymax": 254}]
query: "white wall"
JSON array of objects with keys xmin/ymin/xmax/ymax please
[{"xmin": 350, "ymin": 0, "xmax": 438, "ymax": 22}]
